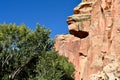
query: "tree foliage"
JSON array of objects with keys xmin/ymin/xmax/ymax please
[{"xmin": 0, "ymin": 23, "xmax": 74, "ymax": 80}]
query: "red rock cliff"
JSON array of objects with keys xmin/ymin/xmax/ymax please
[{"xmin": 54, "ymin": 0, "xmax": 120, "ymax": 80}]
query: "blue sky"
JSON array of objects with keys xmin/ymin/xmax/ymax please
[{"xmin": 0, "ymin": 0, "xmax": 81, "ymax": 38}]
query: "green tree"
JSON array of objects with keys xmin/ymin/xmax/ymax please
[{"xmin": 0, "ymin": 23, "xmax": 74, "ymax": 80}]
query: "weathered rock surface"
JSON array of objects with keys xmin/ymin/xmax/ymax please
[{"xmin": 54, "ymin": 0, "xmax": 120, "ymax": 80}]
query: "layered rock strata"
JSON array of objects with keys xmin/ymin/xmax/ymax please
[{"xmin": 54, "ymin": 0, "xmax": 120, "ymax": 80}]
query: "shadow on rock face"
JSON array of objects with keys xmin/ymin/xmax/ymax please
[{"xmin": 69, "ymin": 30, "xmax": 89, "ymax": 39}]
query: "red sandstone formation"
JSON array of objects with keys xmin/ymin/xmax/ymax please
[{"xmin": 54, "ymin": 0, "xmax": 120, "ymax": 80}]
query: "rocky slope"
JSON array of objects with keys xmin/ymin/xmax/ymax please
[{"xmin": 54, "ymin": 0, "xmax": 120, "ymax": 80}]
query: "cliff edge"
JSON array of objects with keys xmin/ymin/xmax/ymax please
[{"xmin": 54, "ymin": 0, "xmax": 120, "ymax": 80}]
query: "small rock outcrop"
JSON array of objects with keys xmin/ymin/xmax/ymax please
[{"xmin": 54, "ymin": 0, "xmax": 120, "ymax": 80}]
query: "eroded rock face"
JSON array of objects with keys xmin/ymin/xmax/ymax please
[{"xmin": 54, "ymin": 0, "xmax": 120, "ymax": 80}]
